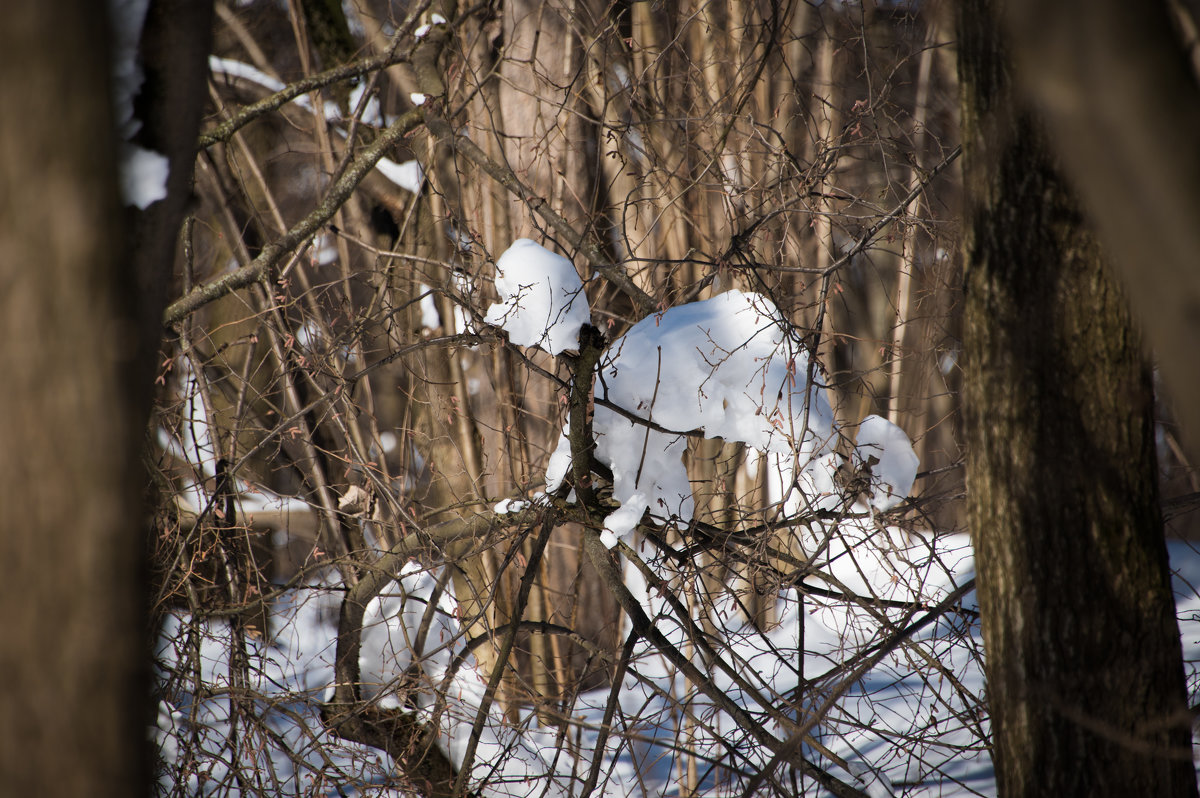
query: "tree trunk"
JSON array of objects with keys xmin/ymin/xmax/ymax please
[
  {"xmin": 958, "ymin": 2, "xmax": 1198, "ymax": 795},
  {"xmin": 0, "ymin": 2, "xmax": 144, "ymax": 795},
  {"xmin": 130, "ymin": 0, "xmax": 214, "ymax": 379}
]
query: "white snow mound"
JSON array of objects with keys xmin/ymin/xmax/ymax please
[
  {"xmin": 854, "ymin": 414, "xmax": 919, "ymax": 511},
  {"xmin": 120, "ymin": 144, "xmax": 169, "ymax": 209},
  {"xmin": 485, "ymin": 239, "xmax": 592, "ymax": 355},
  {"xmin": 557, "ymin": 290, "xmax": 837, "ymax": 540}
]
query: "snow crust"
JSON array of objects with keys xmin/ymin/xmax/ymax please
[{"xmin": 484, "ymin": 239, "xmax": 591, "ymax": 355}]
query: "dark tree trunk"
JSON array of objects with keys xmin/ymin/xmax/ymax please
[
  {"xmin": 958, "ymin": 2, "xmax": 1198, "ymax": 796},
  {"xmin": 130, "ymin": 0, "xmax": 214, "ymax": 382}
]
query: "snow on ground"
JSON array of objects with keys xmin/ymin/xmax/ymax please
[
  {"xmin": 154, "ymin": 577, "xmax": 405, "ymax": 796},
  {"xmin": 155, "ymin": 536, "xmax": 1200, "ymax": 797},
  {"xmin": 155, "ymin": 536, "xmax": 979, "ymax": 797}
]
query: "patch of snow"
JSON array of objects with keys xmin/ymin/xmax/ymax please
[
  {"xmin": 208, "ymin": 57, "xmax": 342, "ymax": 123},
  {"xmin": 624, "ymin": 127, "xmax": 649, "ymax": 168},
  {"xmin": 360, "ymin": 561, "xmax": 451, "ymax": 705},
  {"xmin": 854, "ymin": 415, "xmax": 919, "ymax": 511},
  {"xmin": 940, "ymin": 346, "xmax": 959, "ymax": 375},
  {"xmin": 295, "ymin": 319, "xmax": 323, "ymax": 350},
  {"xmin": 451, "ymin": 271, "xmax": 474, "ymax": 334},
  {"xmin": 484, "ymin": 239, "xmax": 592, "ymax": 355},
  {"xmin": 109, "ymin": 0, "xmax": 151, "ymax": 139},
  {"xmin": 743, "ymin": 446, "xmax": 760, "ymax": 479},
  {"xmin": 377, "ymin": 157, "xmax": 424, "ymax": 194},
  {"xmin": 208, "ymin": 56, "xmax": 285, "ymax": 93},
  {"xmin": 537, "ymin": 288, "xmax": 920, "ymax": 541},
  {"xmin": 120, "ymin": 144, "xmax": 169, "ymax": 209},
  {"xmin": 110, "ymin": 0, "xmax": 170, "ymax": 208},
  {"xmin": 418, "ymin": 283, "xmax": 441, "ymax": 330},
  {"xmin": 415, "ymin": 12, "xmax": 448, "ymax": 37},
  {"xmin": 161, "ymin": 532, "xmax": 979, "ymax": 795},
  {"xmin": 356, "ymin": 562, "xmax": 618, "ymax": 797},
  {"xmin": 349, "ymin": 81, "xmax": 384, "ymax": 126},
  {"xmin": 236, "ymin": 481, "xmax": 311, "ymax": 517},
  {"xmin": 313, "ymin": 232, "xmax": 339, "ymax": 265},
  {"xmin": 543, "ymin": 425, "xmax": 573, "ymax": 493},
  {"xmin": 494, "ymin": 498, "xmax": 529, "ymax": 514},
  {"xmin": 610, "ymin": 62, "xmax": 631, "ymax": 91},
  {"xmin": 342, "ymin": 0, "xmax": 366, "ymax": 38},
  {"xmin": 154, "ymin": 576, "xmax": 389, "ymax": 795}
]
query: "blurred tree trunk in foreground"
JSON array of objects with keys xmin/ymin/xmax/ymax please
[
  {"xmin": 0, "ymin": 2, "xmax": 144, "ymax": 796},
  {"xmin": 0, "ymin": 0, "xmax": 212, "ymax": 794},
  {"xmin": 999, "ymin": 0, "xmax": 1200, "ymax": 462},
  {"xmin": 959, "ymin": 2, "xmax": 1198, "ymax": 795}
]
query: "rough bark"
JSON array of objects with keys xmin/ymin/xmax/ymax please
[
  {"xmin": 958, "ymin": 2, "xmax": 1198, "ymax": 795},
  {"xmin": 0, "ymin": 2, "xmax": 143, "ymax": 794}
]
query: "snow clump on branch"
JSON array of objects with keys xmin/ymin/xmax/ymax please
[
  {"xmin": 554, "ymin": 289, "xmax": 843, "ymax": 543},
  {"xmin": 484, "ymin": 239, "xmax": 592, "ymax": 355},
  {"xmin": 483, "ymin": 239, "xmax": 919, "ymax": 546},
  {"xmin": 854, "ymin": 414, "xmax": 921, "ymax": 512}
]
